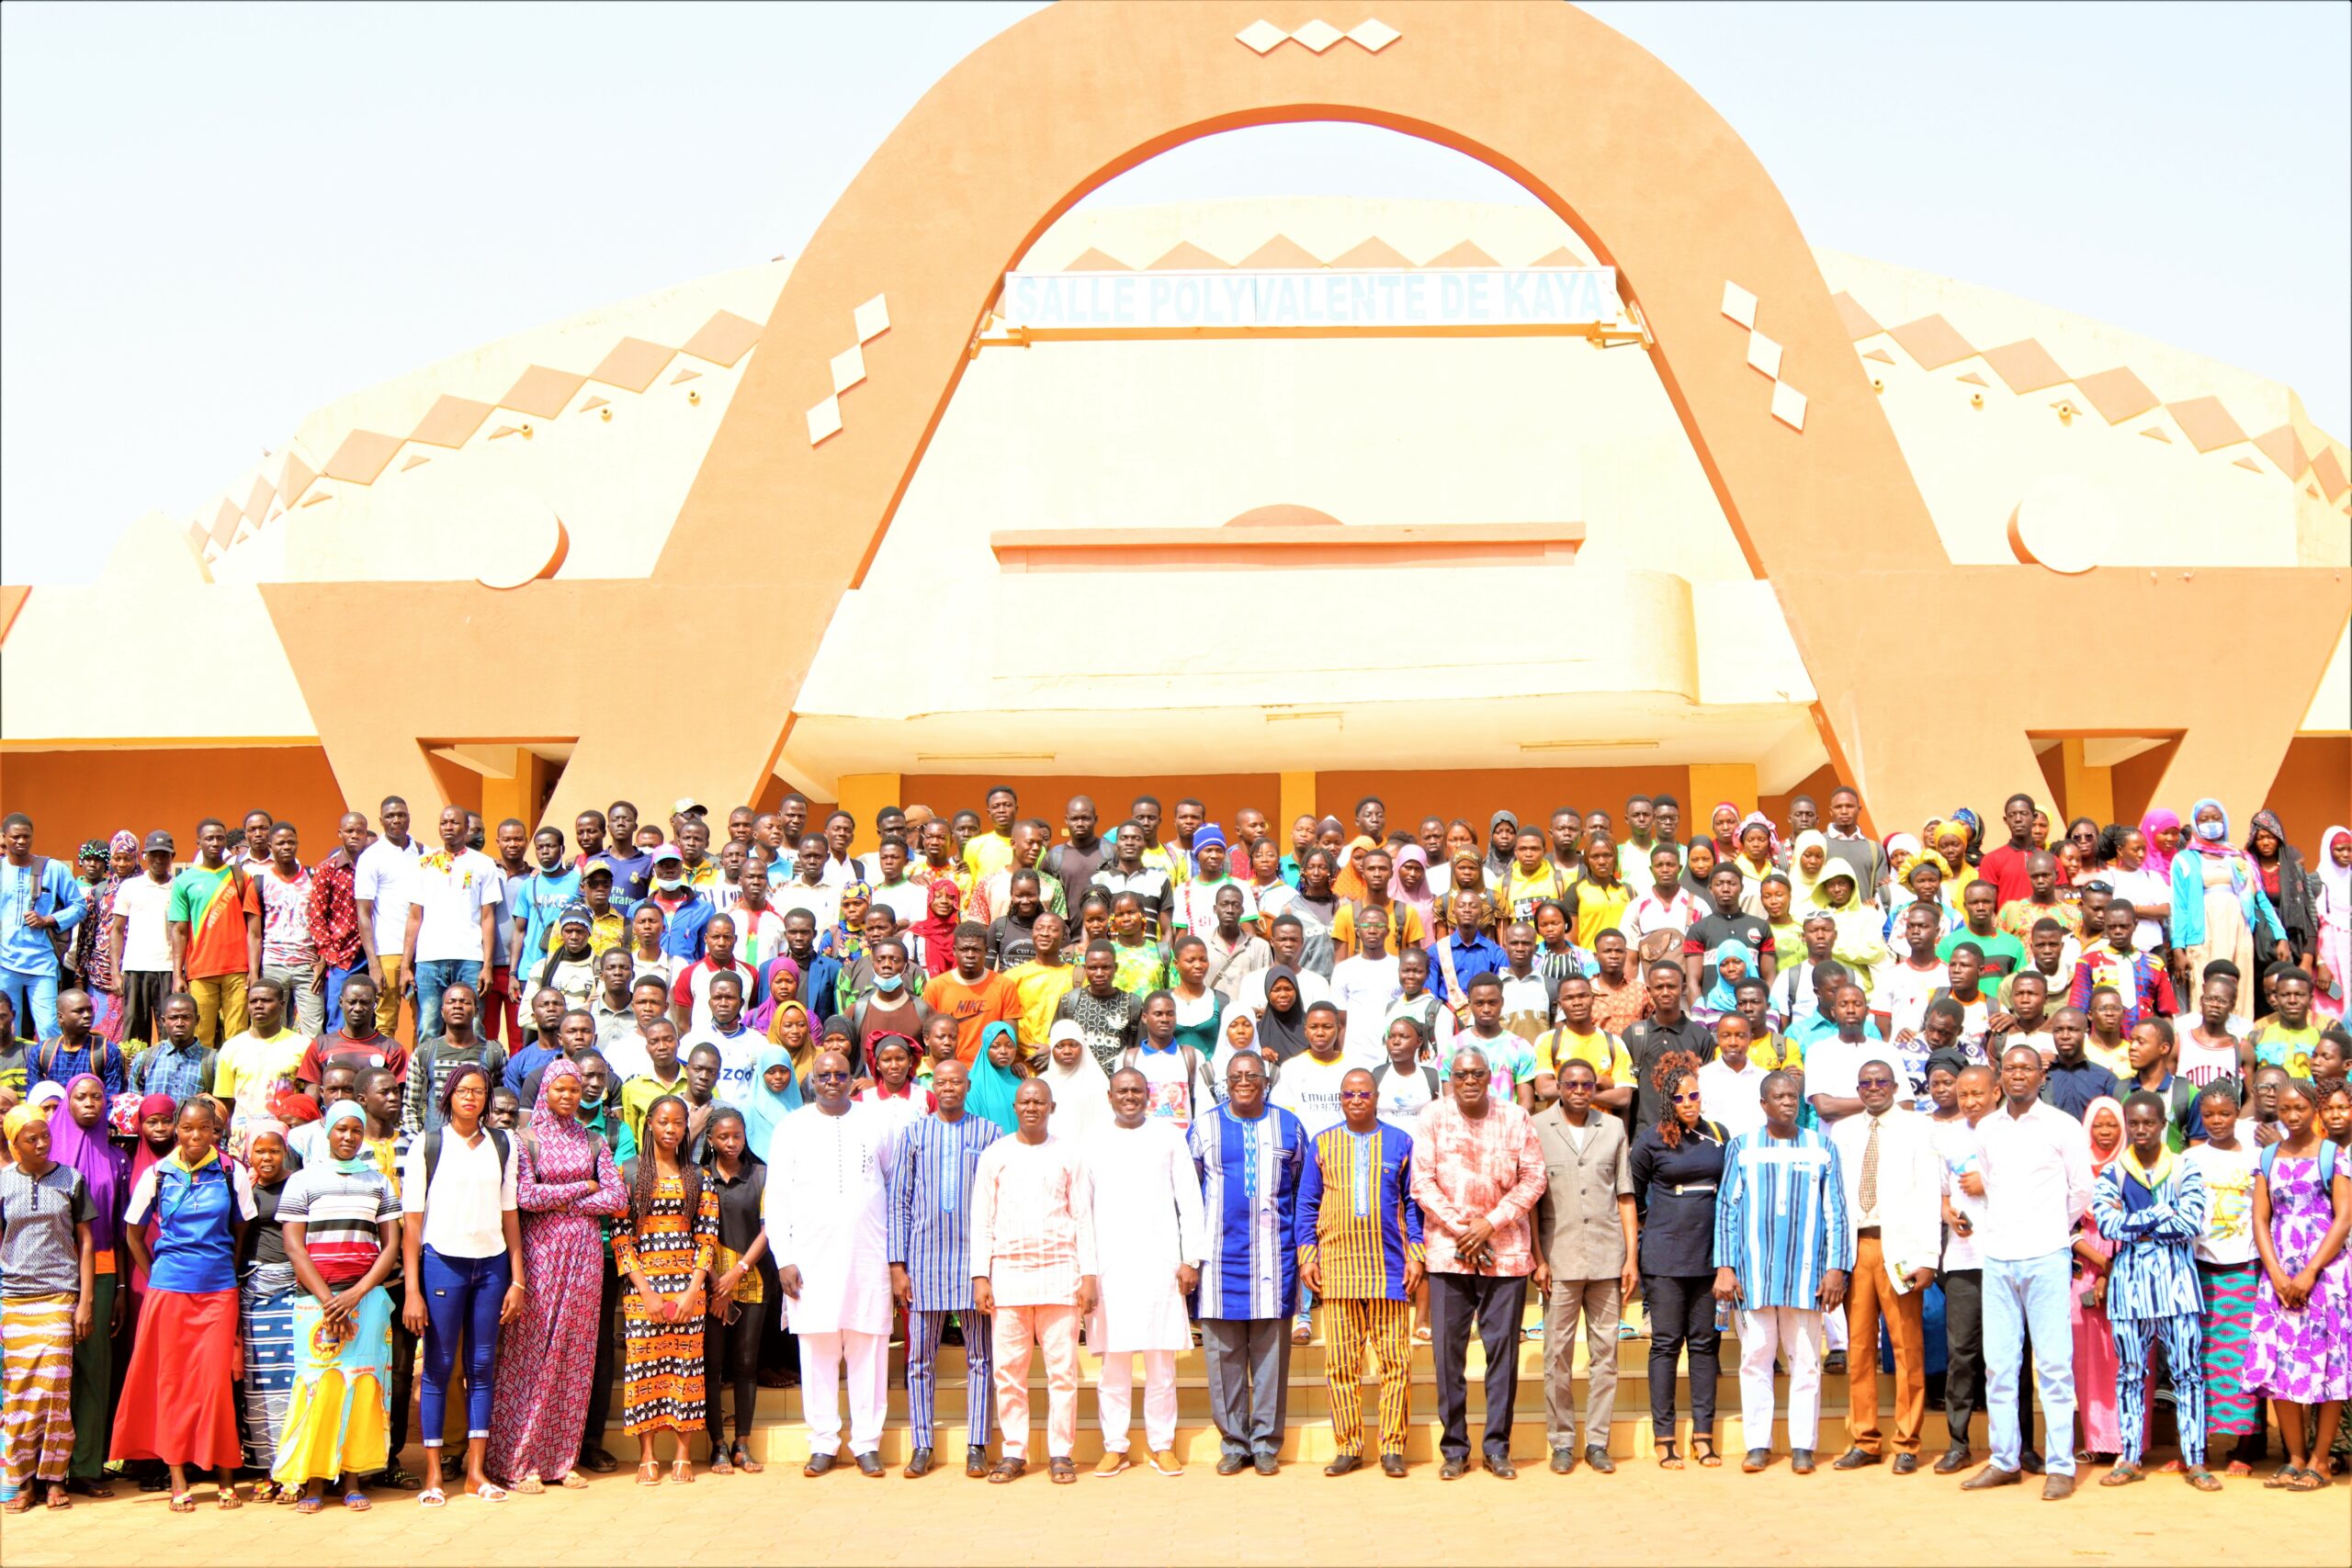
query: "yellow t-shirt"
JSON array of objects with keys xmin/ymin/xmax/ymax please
[
  {"xmin": 963, "ymin": 833, "xmax": 1014, "ymax": 884},
  {"xmin": 1750, "ymin": 1030, "xmax": 1804, "ymax": 1073},
  {"xmin": 1331, "ymin": 898, "xmax": 1426, "ymax": 959},
  {"xmin": 212, "ymin": 1028, "xmax": 308, "ymax": 1111},
  {"xmin": 1533, "ymin": 1026, "xmax": 1634, "ymax": 1089},
  {"xmin": 1574, "ymin": 883, "xmax": 1634, "ymax": 949},
  {"xmin": 1005, "ymin": 961, "xmax": 1080, "ymax": 1055}
]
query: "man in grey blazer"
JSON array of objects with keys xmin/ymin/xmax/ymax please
[{"xmin": 1532, "ymin": 1058, "xmax": 1640, "ymax": 1472}]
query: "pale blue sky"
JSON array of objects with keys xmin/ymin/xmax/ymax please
[{"xmin": 4, "ymin": 1, "xmax": 2345, "ymax": 582}]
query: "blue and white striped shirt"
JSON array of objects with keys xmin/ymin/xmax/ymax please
[
  {"xmin": 1189, "ymin": 1101, "xmax": 1308, "ymax": 1321},
  {"xmin": 886, "ymin": 1112, "xmax": 1002, "ymax": 1311},
  {"xmin": 1713, "ymin": 1126, "xmax": 1853, "ymax": 1311}
]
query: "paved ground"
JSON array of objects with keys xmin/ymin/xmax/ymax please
[{"xmin": 4, "ymin": 1454, "xmax": 2340, "ymax": 1567}]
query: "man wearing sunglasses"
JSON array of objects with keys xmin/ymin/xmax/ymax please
[
  {"xmin": 1826, "ymin": 1055, "xmax": 1940, "ymax": 1475},
  {"xmin": 1298, "ymin": 1067, "xmax": 1423, "ymax": 1478},
  {"xmin": 766, "ymin": 1049, "xmax": 896, "ymax": 1477}
]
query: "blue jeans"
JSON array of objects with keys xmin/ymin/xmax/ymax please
[
  {"xmin": 1984, "ymin": 1249, "xmax": 2077, "ymax": 1476},
  {"xmin": 418, "ymin": 1246, "xmax": 510, "ymax": 1444},
  {"xmin": 322, "ymin": 960, "xmax": 364, "ymax": 1033},
  {"xmin": 0, "ymin": 966, "xmax": 58, "ymax": 1043},
  {"xmin": 413, "ymin": 959, "xmax": 481, "ymax": 1045}
]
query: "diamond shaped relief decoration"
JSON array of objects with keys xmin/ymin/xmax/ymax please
[
  {"xmin": 807, "ymin": 397, "xmax": 842, "ymax": 446},
  {"xmin": 1348, "ymin": 18, "xmax": 1400, "ymax": 51},
  {"xmin": 1292, "ymin": 18, "xmax": 1343, "ymax": 51},
  {"xmin": 854, "ymin": 295, "xmax": 890, "ymax": 344},
  {"xmin": 1236, "ymin": 19, "xmax": 1286, "ymax": 52},
  {"xmin": 831, "ymin": 344, "xmax": 867, "ymax": 395}
]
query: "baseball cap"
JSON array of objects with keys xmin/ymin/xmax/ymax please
[
  {"xmin": 673, "ymin": 797, "xmax": 707, "ymax": 818},
  {"xmin": 580, "ymin": 859, "xmax": 616, "ymax": 882},
  {"xmin": 143, "ymin": 830, "xmax": 175, "ymax": 853},
  {"xmin": 650, "ymin": 842, "xmax": 684, "ymax": 864}
]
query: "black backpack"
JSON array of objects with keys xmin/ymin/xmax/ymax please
[{"xmin": 420, "ymin": 1125, "xmax": 512, "ymax": 1190}]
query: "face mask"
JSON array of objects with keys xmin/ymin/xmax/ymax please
[
  {"xmin": 654, "ymin": 875, "xmax": 685, "ymax": 892},
  {"xmin": 875, "ymin": 971, "xmax": 906, "ymax": 994},
  {"xmin": 2195, "ymin": 819, "xmax": 2226, "ymax": 842}
]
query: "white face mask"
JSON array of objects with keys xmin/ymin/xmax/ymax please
[
  {"xmin": 654, "ymin": 874, "xmax": 685, "ymax": 892},
  {"xmin": 2196, "ymin": 819, "xmax": 2227, "ymax": 843}
]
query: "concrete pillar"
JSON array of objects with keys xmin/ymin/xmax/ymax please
[
  {"xmin": 837, "ymin": 773, "xmax": 904, "ymax": 855},
  {"xmin": 1685, "ymin": 762, "xmax": 1758, "ymax": 818},
  {"xmin": 1279, "ymin": 771, "xmax": 1317, "ymax": 838}
]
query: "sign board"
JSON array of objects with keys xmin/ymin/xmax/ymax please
[{"xmin": 997, "ymin": 266, "xmax": 1625, "ymax": 338}]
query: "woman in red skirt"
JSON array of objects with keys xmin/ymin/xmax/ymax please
[{"xmin": 113, "ymin": 1097, "xmax": 255, "ymax": 1512}]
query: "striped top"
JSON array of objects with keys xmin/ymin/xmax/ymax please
[
  {"xmin": 1297, "ymin": 1122, "xmax": 1423, "ymax": 1302},
  {"xmin": 1712, "ymin": 1126, "xmax": 1853, "ymax": 1311},
  {"xmin": 1190, "ymin": 1102, "xmax": 1309, "ymax": 1321},
  {"xmin": 277, "ymin": 1165, "xmax": 399, "ymax": 1286},
  {"xmin": 885, "ymin": 1111, "xmax": 1002, "ymax": 1311},
  {"xmin": 2090, "ymin": 1156, "xmax": 2208, "ymax": 1321}
]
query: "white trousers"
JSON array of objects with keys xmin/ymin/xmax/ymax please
[
  {"xmin": 1738, "ymin": 1305, "xmax": 1823, "ymax": 1452},
  {"xmin": 1096, "ymin": 1349, "xmax": 1180, "ymax": 1453},
  {"xmin": 801, "ymin": 1328, "xmax": 888, "ymax": 1456},
  {"xmin": 1823, "ymin": 1302, "xmax": 1849, "ymax": 1353}
]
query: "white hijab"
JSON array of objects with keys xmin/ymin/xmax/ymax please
[{"xmin": 1042, "ymin": 1031, "xmax": 1110, "ymax": 1142}]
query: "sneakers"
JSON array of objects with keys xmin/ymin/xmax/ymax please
[
  {"xmin": 1148, "ymin": 1450, "xmax": 1183, "ymax": 1476},
  {"xmin": 1094, "ymin": 1452, "xmax": 1130, "ymax": 1478}
]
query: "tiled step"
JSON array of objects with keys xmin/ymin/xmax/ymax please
[{"xmin": 680, "ymin": 1408, "xmax": 2003, "ymax": 1466}]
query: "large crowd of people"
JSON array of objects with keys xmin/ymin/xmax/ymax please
[{"xmin": 0, "ymin": 783, "xmax": 2346, "ymax": 1515}]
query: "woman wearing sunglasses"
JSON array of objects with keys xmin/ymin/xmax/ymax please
[{"xmin": 1626, "ymin": 1051, "xmax": 1729, "ymax": 1469}]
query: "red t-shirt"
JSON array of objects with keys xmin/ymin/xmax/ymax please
[{"xmin": 296, "ymin": 1031, "xmax": 408, "ymax": 1087}]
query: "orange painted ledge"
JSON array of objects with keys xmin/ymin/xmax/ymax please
[{"xmin": 989, "ymin": 523, "xmax": 1585, "ymax": 573}]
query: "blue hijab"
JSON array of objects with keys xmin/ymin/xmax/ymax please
[
  {"xmin": 966, "ymin": 1022, "xmax": 1025, "ymax": 1134},
  {"xmin": 743, "ymin": 1042, "xmax": 802, "ymax": 1157},
  {"xmin": 1702, "ymin": 939, "xmax": 1757, "ymax": 1016}
]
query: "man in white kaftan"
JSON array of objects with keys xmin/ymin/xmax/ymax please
[
  {"xmin": 766, "ymin": 1049, "xmax": 896, "ymax": 1475},
  {"xmin": 1082, "ymin": 1066, "xmax": 1207, "ymax": 1474}
]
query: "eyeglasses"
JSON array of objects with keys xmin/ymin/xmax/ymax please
[
  {"xmin": 1670, "ymin": 1090, "xmax": 1702, "ymax": 1103},
  {"xmin": 1338, "ymin": 1089, "xmax": 1375, "ymax": 1100},
  {"xmin": 1857, "ymin": 1077, "xmax": 1896, "ymax": 1089},
  {"xmin": 811, "ymin": 1070, "xmax": 850, "ymax": 1081}
]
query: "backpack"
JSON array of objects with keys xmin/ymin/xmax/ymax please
[
  {"xmin": 421, "ymin": 1125, "xmax": 512, "ymax": 1191},
  {"xmin": 1372, "ymin": 1060, "xmax": 1442, "ymax": 1101},
  {"xmin": 36, "ymin": 1037, "xmax": 120, "ymax": 1090},
  {"xmin": 2258, "ymin": 1138, "xmax": 2339, "ymax": 1188},
  {"xmin": 1118, "ymin": 1043, "xmax": 1216, "ymax": 1113}
]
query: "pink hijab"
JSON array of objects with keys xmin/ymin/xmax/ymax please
[{"xmin": 2138, "ymin": 807, "xmax": 2181, "ymax": 878}]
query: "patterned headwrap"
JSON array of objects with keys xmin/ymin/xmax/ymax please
[
  {"xmin": 76, "ymin": 840, "xmax": 107, "ymax": 863},
  {"xmin": 108, "ymin": 829, "xmax": 139, "ymax": 857}
]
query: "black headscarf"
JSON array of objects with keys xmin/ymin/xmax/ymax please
[{"xmin": 1256, "ymin": 964, "xmax": 1312, "ymax": 1062}]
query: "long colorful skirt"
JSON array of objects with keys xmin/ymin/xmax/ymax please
[
  {"xmin": 487, "ymin": 1214, "xmax": 607, "ymax": 1483},
  {"xmin": 2199, "ymin": 1261, "xmax": 2260, "ymax": 1437},
  {"xmin": 109, "ymin": 1288, "xmax": 241, "ymax": 1471},
  {"xmin": 271, "ymin": 1288, "xmax": 391, "ymax": 1486},
  {"xmin": 237, "ymin": 1270, "xmax": 300, "ymax": 1472},
  {"xmin": 619, "ymin": 1289, "xmax": 707, "ymax": 1437},
  {"xmin": 0, "ymin": 1293, "xmax": 76, "ymax": 1501}
]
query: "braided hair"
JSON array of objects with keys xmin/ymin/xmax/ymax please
[
  {"xmin": 1653, "ymin": 1049, "xmax": 1705, "ymax": 1149},
  {"xmin": 628, "ymin": 1093, "xmax": 705, "ymax": 1229}
]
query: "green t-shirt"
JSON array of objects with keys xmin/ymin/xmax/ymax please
[{"xmin": 1938, "ymin": 925, "xmax": 2025, "ymax": 975}]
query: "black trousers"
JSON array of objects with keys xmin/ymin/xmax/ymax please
[
  {"xmin": 1646, "ymin": 1273, "xmax": 1721, "ymax": 1440},
  {"xmin": 1429, "ymin": 1272, "xmax": 1528, "ymax": 1463},
  {"xmin": 703, "ymin": 1303, "xmax": 766, "ymax": 1447},
  {"xmin": 581, "ymin": 1258, "xmax": 623, "ymax": 1452},
  {"xmin": 1939, "ymin": 1268, "xmax": 2032, "ymax": 1453},
  {"xmin": 755, "ymin": 1254, "xmax": 795, "ymax": 1377}
]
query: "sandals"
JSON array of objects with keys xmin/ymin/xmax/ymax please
[
  {"xmin": 167, "ymin": 1491, "xmax": 198, "ymax": 1514},
  {"xmin": 1691, "ymin": 1437, "xmax": 1721, "ymax": 1468},
  {"xmin": 1657, "ymin": 1440, "xmax": 1683, "ymax": 1470},
  {"xmin": 294, "ymin": 1494, "xmax": 324, "ymax": 1516},
  {"xmin": 344, "ymin": 1490, "xmax": 371, "ymax": 1511},
  {"xmin": 511, "ymin": 1473, "xmax": 546, "ymax": 1495},
  {"xmin": 2099, "ymin": 1462, "xmax": 2143, "ymax": 1487},
  {"xmin": 217, "ymin": 1485, "xmax": 243, "ymax": 1510},
  {"xmin": 731, "ymin": 1441, "xmax": 763, "ymax": 1474},
  {"xmin": 470, "ymin": 1483, "xmax": 509, "ymax": 1502},
  {"xmin": 248, "ymin": 1481, "xmax": 282, "ymax": 1505},
  {"xmin": 1048, "ymin": 1457, "xmax": 1076, "ymax": 1485},
  {"xmin": 2286, "ymin": 1467, "xmax": 2328, "ymax": 1493},
  {"xmin": 708, "ymin": 1451, "xmax": 734, "ymax": 1475},
  {"xmin": 988, "ymin": 1458, "xmax": 1025, "ymax": 1484},
  {"xmin": 670, "ymin": 1459, "xmax": 695, "ymax": 1485},
  {"xmin": 558, "ymin": 1470, "xmax": 591, "ymax": 1490},
  {"xmin": 2265, "ymin": 1464, "xmax": 2301, "ymax": 1489},
  {"xmin": 2185, "ymin": 1466, "xmax": 2223, "ymax": 1492},
  {"xmin": 418, "ymin": 1487, "xmax": 447, "ymax": 1507},
  {"xmin": 44, "ymin": 1487, "xmax": 72, "ymax": 1512},
  {"xmin": 637, "ymin": 1461, "xmax": 663, "ymax": 1487}
]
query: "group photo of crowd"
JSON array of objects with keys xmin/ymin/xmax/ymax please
[{"xmin": 0, "ymin": 782, "xmax": 2345, "ymax": 1518}]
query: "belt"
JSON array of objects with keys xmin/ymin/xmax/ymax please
[
  {"xmin": 1857, "ymin": 1225, "xmax": 1883, "ymax": 1236},
  {"xmin": 1667, "ymin": 1182, "xmax": 1717, "ymax": 1196}
]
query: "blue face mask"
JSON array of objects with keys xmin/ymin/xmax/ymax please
[
  {"xmin": 2196, "ymin": 819, "xmax": 2227, "ymax": 843},
  {"xmin": 875, "ymin": 971, "xmax": 906, "ymax": 993}
]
